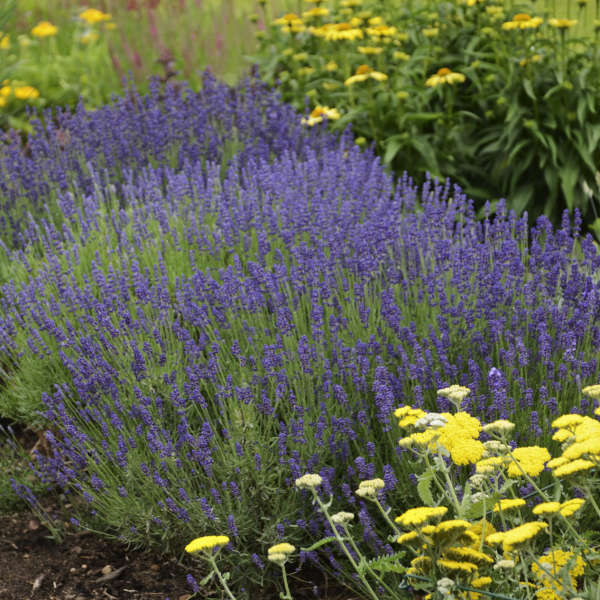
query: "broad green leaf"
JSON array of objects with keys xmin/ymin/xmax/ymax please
[
  {"xmin": 416, "ymin": 470, "xmax": 434, "ymax": 506},
  {"xmin": 522, "ymin": 78, "xmax": 535, "ymax": 100},
  {"xmin": 558, "ymin": 158, "xmax": 580, "ymax": 211},
  {"xmin": 402, "ymin": 111, "xmax": 444, "ymax": 122},
  {"xmin": 384, "ymin": 135, "xmax": 407, "ymax": 165}
]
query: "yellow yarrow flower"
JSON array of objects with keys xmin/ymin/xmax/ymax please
[
  {"xmin": 548, "ymin": 18, "xmax": 578, "ymax": 28},
  {"xmin": 582, "ymin": 384, "xmax": 600, "ymax": 400},
  {"xmin": 79, "ymin": 8, "xmax": 112, "ymax": 24},
  {"xmin": 313, "ymin": 22, "xmax": 364, "ymax": 41},
  {"xmin": 395, "ymin": 506, "xmax": 448, "ymax": 527},
  {"xmin": 552, "ymin": 428, "xmax": 574, "ymax": 442},
  {"xmin": 393, "ymin": 51, "xmax": 410, "ymax": 61},
  {"xmin": 425, "ymin": 67, "xmax": 466, "ymax": 87},
  {"xmin": 502, "ymin": 522, "xmax": 547, "ymax": 551},
  {"xmin": 482, "ymin": 419, "xmax": 515, "ymax": 434},
  {"xmin": 472, "ymin": 576, "xmax": 493, "ymax": 588},
  {"xmin": 507, "ymin": 446, "xmax": 550, "ymax": 477},
  {"xmin": 558, "ymin": 498, "xmax": 585, "ymax": 517},
  {"xmin": 554, "ymin": 459, "xmax": 596, "ymax": 477},
  {"xmin": 31, "ymin": 21, "xmax": 58, "ymax": 38},
  {"xmin": 552, "ymin": 414, "xmax": 585, "ymax": 429},
  {"xmin": 532, "ymin": 501, "xmax": 561, "ymax": 516},
  {"xmin": 492, "ymin": 498, "xmax": 526, "ymax": 512},
  {"xmin": 185, "ymin": 535, "xmax": 230, "ymax": 553},
  {"xmin": 436, "ymin": 558, "xmax": 478, "ymax": 573},
  {"xmin": 444, "ymin": 546, "xmax": 494, "ymax": 565},
  {"xmin": 562, "ymin": 437, "xmax": 600, "ymax": 460},
  {"xmin": 268, "ymin": 542, "xmax": 295, "ymax": 556}
]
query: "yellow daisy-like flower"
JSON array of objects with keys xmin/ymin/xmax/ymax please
[
  {"xmin": 79, "ymin": 8, "xmax": 112, "ymax": 24},
  {"xmin": 502, "ymin": 522, "xmax": 547, "ymax": 551},
  {"xmin": 553, "ymin": 459, "xmax": 596, "ymax": 477},
  {"xmin": 344, "ymin": 64, "xmax": 388, "ymax": 85},
  {"xmin": 582, "ymin": 384, "xmax": 600, "ymax": 400},
  {"xmin": 532, "ymin": 502, "xmax": 561, "ymax": 516},
  {"xmin": 492, "ymin": 498, "xmax": 526, "ymax": 512},
  {"xmin": 302, "ymin": 7, "xmax": 330, "ymax": 18},
  {"xmin": 301, "ymin": 105, "xmax": 341, "ymax": 126},
  {"xmin": 501, "ymin": 14, "xmax": 543, "ymax": 30},
  {"xmin": 559, "ymin": 498, "xmax": 585, "ymax": 517},
  {"xmin": 31, "ymin": 21, "xmax": 58, "ymax": 38},
  {"xmin": 425, "ymin": 67, "xmax": 466, "ymax": 87},
  {"xmin": 393, "ymin": 51, "xmax": 410, "ymax": 61},
  {"xmin": 395, "ymin": 506, "xmax": 448, "ymax": 528},
  {"xmin": 185, "ymin": 535, "xmax": 230, "ymax": 553},
  {"xmin": 507, "ymin": 446, "xmax": 550, "ymax": 477},
  {"xmin": 274, "ymin": 13, "xmax": 300, "ymax": 24},
  {"xmin": 422, "ymin": 27, "xmax": 439, "ymax": 37},
  {"xmin": 13, "ymin": 86, "xmax": 39, "ymax": 100},
  {"xmin": 313, "ymin": 22, "xmax": 364, "ymax": 41},
  {"xmin": 366, "ymin": 24, "xmax": 397, "ymax": 38},
  {"xmin": 358, "ymin": 45, "xmax": 384, "ymax": 54},
  {"xmin": 436, "ymin": 558, "xmax": 478, "ymax": 573},
  {"xmin": 548, "ymin": 18, "xmax": 578, "ymax": 28}
]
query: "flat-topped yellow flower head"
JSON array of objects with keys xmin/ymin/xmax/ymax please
[
  {"xmin": 426, "ymin": 68, "xmax": 466, "ymax": 87},
  {"xmin": 185, "ymin": 535, "xmax": 230, "ymax": 554},
  {"xmin": 548, "ymin": 18, "xmax": 578, "ymax": 28}
]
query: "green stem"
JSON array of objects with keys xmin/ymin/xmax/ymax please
[
  {"xmin": 312, "ymin": 491, "xmax": 381, "ymax": 600},
  {"xmin": 373, "ymin": 497, "xmax": 401, "ymax": 536},
  {"xmin": 280, "ymin": 564, "xmax": 293, "ymax": 600},
  {"xmin": 208, "ymin": 556, "xmax": 238, "ymax": 600}
]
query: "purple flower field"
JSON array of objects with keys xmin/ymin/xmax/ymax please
[{"xmin": 1, "ymin": 72, "xmax": 599, "ymax": 594}]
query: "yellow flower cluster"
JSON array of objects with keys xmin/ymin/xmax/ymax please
[
  {"xmin": 531, "ymin": 549, "xmax": 585, "ymax": 599},
  {"xmin": 532, "ymin": 498, "xmax": 585, "ymax": 517},
  {"xmin": 549, "ymin": 414, "xmax": 600, "ymax": 477},
  {"xmin": 311, "ymin": 22, "xmax": 364, "ymax": 41},
  {"xmin": 267, "ymin": 542, "xmax": 296, "ymax": 564},
  {"xmin": 185, "ymin": 535, "xmax": 230, "ymax": 553},
  {"xmin": 486, "ymin": 521, "xmax": 547, "ymax": 552},
  {"xmin": 398, "ymin": 515, "xmax": 494, "ymax": 584},
  {"xmin": 507, "ymin": 446, "xmax": 550, "ymax": 477},
  {"xmin": 548, "ymin": 18, "xmax": 578, "ymax": 28}
]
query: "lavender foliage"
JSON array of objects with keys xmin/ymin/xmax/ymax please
[{"xmin": 1, "ymin": 75, "xmax": 599, "ymax": 592}]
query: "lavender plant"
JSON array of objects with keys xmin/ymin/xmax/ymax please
[{"xmin": 1, "ymin": 78, "xmax": 599, "ymax": 596}]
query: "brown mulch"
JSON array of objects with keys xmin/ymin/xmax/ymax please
[
  {"xmin": 0, "ymin": 507, "xmax": 196, "ymax": 600},
  {"xmin": 0, "ymin": 505, "xmax": 355, "ymax": 600}
]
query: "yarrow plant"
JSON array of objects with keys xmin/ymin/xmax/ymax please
[{"xmin": 261, "ymin": 384, "xmax": 600, "ymax": 599}]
